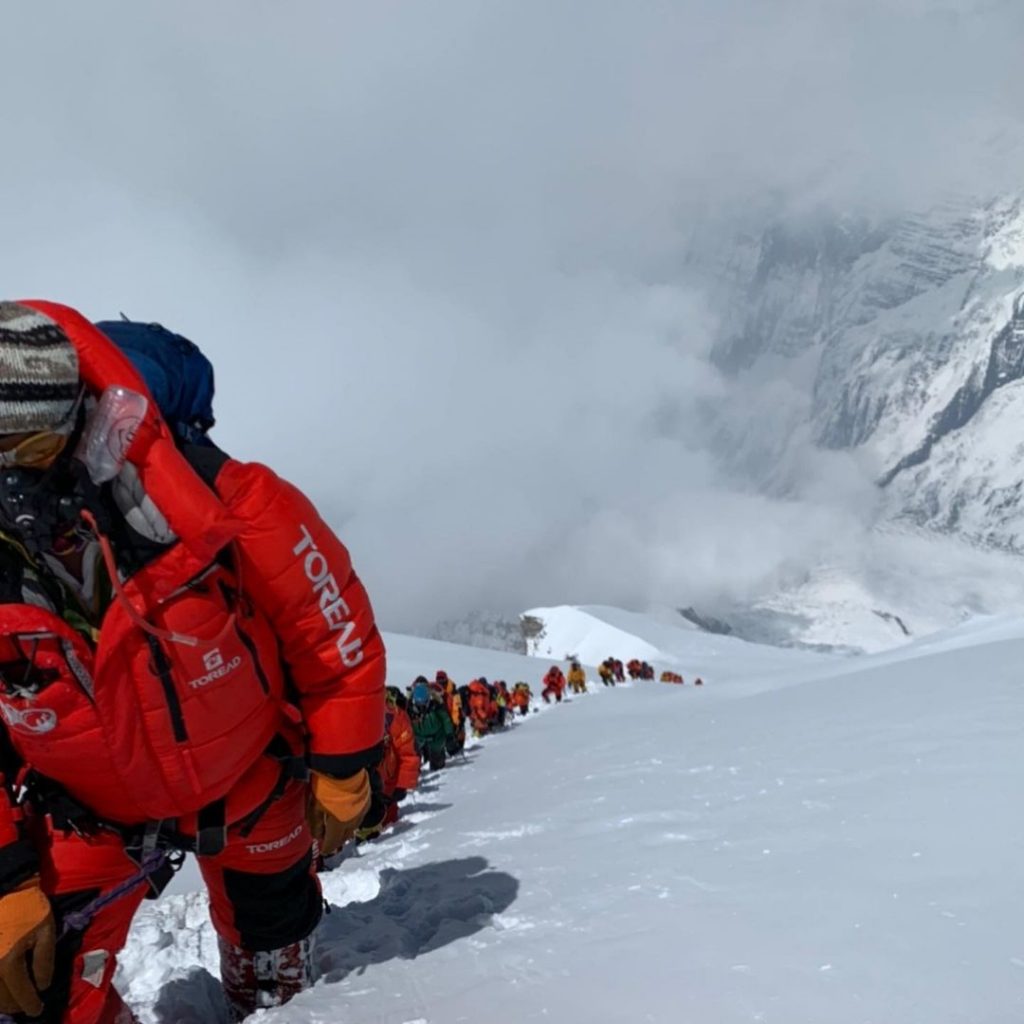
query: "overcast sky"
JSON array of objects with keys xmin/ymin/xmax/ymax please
[{"xmin": 2, "ymin": 1, "xmax": 1022, "ymax": 630}]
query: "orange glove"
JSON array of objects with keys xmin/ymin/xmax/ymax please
[
  {"xmin": 0, "ymin": 878, "xmax": 56, "ymax": 1017},
  {"xmin": 307, "ymin": 770, "xmax": 371, "ymax": 857}
]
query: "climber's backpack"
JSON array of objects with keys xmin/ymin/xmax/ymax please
[{"xmin": 94, "ymin": 319, "xmax": 216, "ymax": 446}]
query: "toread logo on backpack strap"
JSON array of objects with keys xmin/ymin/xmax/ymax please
[{"xmin": 188, "ymin": 648, "xmax": 243, "ymax": 690}]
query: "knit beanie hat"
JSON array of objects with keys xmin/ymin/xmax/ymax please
[{"xmin": 0, "ymin": 303, "xmax": 80, "ymax": 434}]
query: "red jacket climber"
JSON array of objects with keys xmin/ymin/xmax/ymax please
[
  {"xmin": 0, "ymin": 301, "xmax": 386, "ymax": 1023},
  {"xmin": 383, "ymin": 700, "xmax": 420, "ymax": 799},
  {"xmin": 359, "ymin": 689, "xmax": 420, "ymax": 839},
  {"xmin": 541, "ymin": 666, "xmax": 565, "ymax": 704}
]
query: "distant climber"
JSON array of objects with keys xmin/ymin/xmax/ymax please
[
  {"xmin": 438, "ymin": 673, "xmax": 466, "ymax": 754},
  {"xmin": 567, "ymin": 660, "xmax": 587, "ymax": 695},
  {"xmin": 542, "ymin": 665, "xmax": 566, "ymax": 703},
  {"xmin": 358, "ymin": 687, "xmax": 421, "ymax": 840},
  {"xmin": 510, "ymin": 682, "xmax": 533, "ymax": 716},
  {"xmin": 409, "ymin": 680, "xmax": 455, "ymax": 770},
  {"xmin": 494, "ymin": 681, "xmax": 512, "ymax": 726},
  {"xmin": 468, "ymin": 677, "xmax": 498, "ymax": 735}
]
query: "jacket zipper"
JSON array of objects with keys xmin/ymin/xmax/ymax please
[
  {"xmin": 160, "ymin": 564, "xmax": 219, "ymax": 604},
  {"xmin": 145, "ymin": 634, "xmax": 188, "ymax": 742},
  {"xmin": 218, "ymin": 579, "xmax": 270, "ymax": 697}
]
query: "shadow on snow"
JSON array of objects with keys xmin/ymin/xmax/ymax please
[
  {"xmin": 403, "ymin": 801, "xmax": 454, "ymax": 815},
  {"xmin": 318, "ymin": 855, "xmax": 519, "ymax": 980},
  {"xmin": 150, "ymin": 856, "xmax": 519, "ymax": 1023},
  {"xmin": 152, "ymin": 970, "xmax": 226, "ymax": 1024}
]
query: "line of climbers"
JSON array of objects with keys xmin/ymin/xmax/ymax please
[
  {"xmin": 541, "ymin": 658, "xmax": 706, "ymax": 701},
  {"xmin": 352, "ymin": 654, "xmax": 709, "ymax": 846},
  {"xmin": 623, "ymin": 658, "xmax": 704, "ymax": 685},
  {"xmin": 657, "ymin": 671, "xmax": 703, "ymax": 685},
  {"xmin": 352, "ymin": 671, "xmax": 536, "ymax": 843}
]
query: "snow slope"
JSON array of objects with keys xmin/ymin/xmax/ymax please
[{"xmin": 117, "ymin": 615, "xmax": 1024, "ymax": 1023}]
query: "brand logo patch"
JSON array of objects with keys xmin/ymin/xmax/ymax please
[
  {"xmin": 188, "ymin": 651, "xmax": 243, "ymax": 690},
  {"xmin": 0, "ymin": 703, "xmax": 58, "ymax": 735},
  {"xmin": 245, "ymin": 824, "xmax": 304, "ymax": 855},
  {"xmin": 203, "ymin": 649, "xmax": 225, "ymax": 672}
]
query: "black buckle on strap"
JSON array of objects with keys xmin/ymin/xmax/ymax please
[{"xmin": 196, "ymin": 800, "xmax": 226, "ymax": 857}]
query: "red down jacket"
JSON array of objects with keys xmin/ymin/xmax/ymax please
[
  {"xmin": 380, "ymin": 704, "xmax": 419, "ymax": 799},
  {"xmin": 0, "ymin": 301, "xmax": 386, "ymax": 868}
]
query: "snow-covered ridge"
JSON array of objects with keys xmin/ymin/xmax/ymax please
[{"xmin": 523, "ymin": 604, "xmax": 837, "ymax": 696}]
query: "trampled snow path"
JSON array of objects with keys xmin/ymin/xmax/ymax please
[{"xmin": 118, "ymin": 620, "xmax": 1024, "ymax": 1023}]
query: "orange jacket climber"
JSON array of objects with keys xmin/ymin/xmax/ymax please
[
  {"xmin": 510, "ymin": 682, "xmax": 532, "ymax": 716},
  {"xmin": 467, "ymin": 678, "xmax": 497, "ymax": 734}
]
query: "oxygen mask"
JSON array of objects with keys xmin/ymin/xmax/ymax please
[
  {"xmin": 0, "ymin": 455, "xmax": 95, "ymax": 556},
  {"xmin": 0, "ymin": 384, "xmax": 150, "ymax": 557},
  {"xmin": 0, "ymin": 392, "xmax": 103, "ymax": 557}
]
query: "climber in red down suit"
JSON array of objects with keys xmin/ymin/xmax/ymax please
[
  {"xmin": 0, "ymin": 301, "xmax": 386, "ymax": 1023},
  {"xmin": 541, "ymin": 666, "xmax": 566, "ymax": 703},
  {"xmin": 357, "ymin": 687, "xmax": 421, "ymax": 840}
]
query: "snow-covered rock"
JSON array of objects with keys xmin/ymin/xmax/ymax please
[{"xmin": 423, "ymin": 610, "xmax": 527, "ymax": 655}]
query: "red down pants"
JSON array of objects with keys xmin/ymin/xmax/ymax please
[{"xmin": 25, "ymin": 780, "xmax": 319, "ymax": 1024}]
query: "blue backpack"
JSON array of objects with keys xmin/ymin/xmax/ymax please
[{"xmin": 94, "ymin": 319, "xmax": 216, "ymax": 446}]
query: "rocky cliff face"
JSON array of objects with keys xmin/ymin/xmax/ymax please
[
  {"xmin": 698, "ymin": 194, "xmax": 1024, "ymax": 550},
  {"xmin": 425, "ymin": 610, "xmax": 528, "ymax": 655}
]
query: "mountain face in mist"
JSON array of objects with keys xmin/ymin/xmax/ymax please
[
  {"xmin": 431, "ymin": 194, "xmax": 1024, "ymax": 657},
  {"xmin": 699, "ymin": 194, "xmax": 1024, "ymax": 550}
]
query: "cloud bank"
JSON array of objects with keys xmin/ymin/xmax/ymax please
[{"xmin": 1, "ymin": 1, "xmax": 1022, "ymax": 628}]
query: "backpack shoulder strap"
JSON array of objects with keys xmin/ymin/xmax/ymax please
[{"xmin": 181, "ymin": 441, "xmax": 231, "ymax": 491}]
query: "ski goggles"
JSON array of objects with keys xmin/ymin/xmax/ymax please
[
  {"xmin": 0, "ymin": 388, "xmax": 85, "ymax": 470},
  {"xmin": 0, "ymin": 431, "xmax": 70, "ymax": 470}
]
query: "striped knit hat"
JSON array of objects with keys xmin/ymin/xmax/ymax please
[{"xmin": 0, "ymin": 303, "xmax": 80, "ymax": 434}]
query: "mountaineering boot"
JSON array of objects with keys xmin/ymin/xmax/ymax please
[{"xmin": 218, "ymin": 935, "xmax": 315, "ymax": 1022}]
